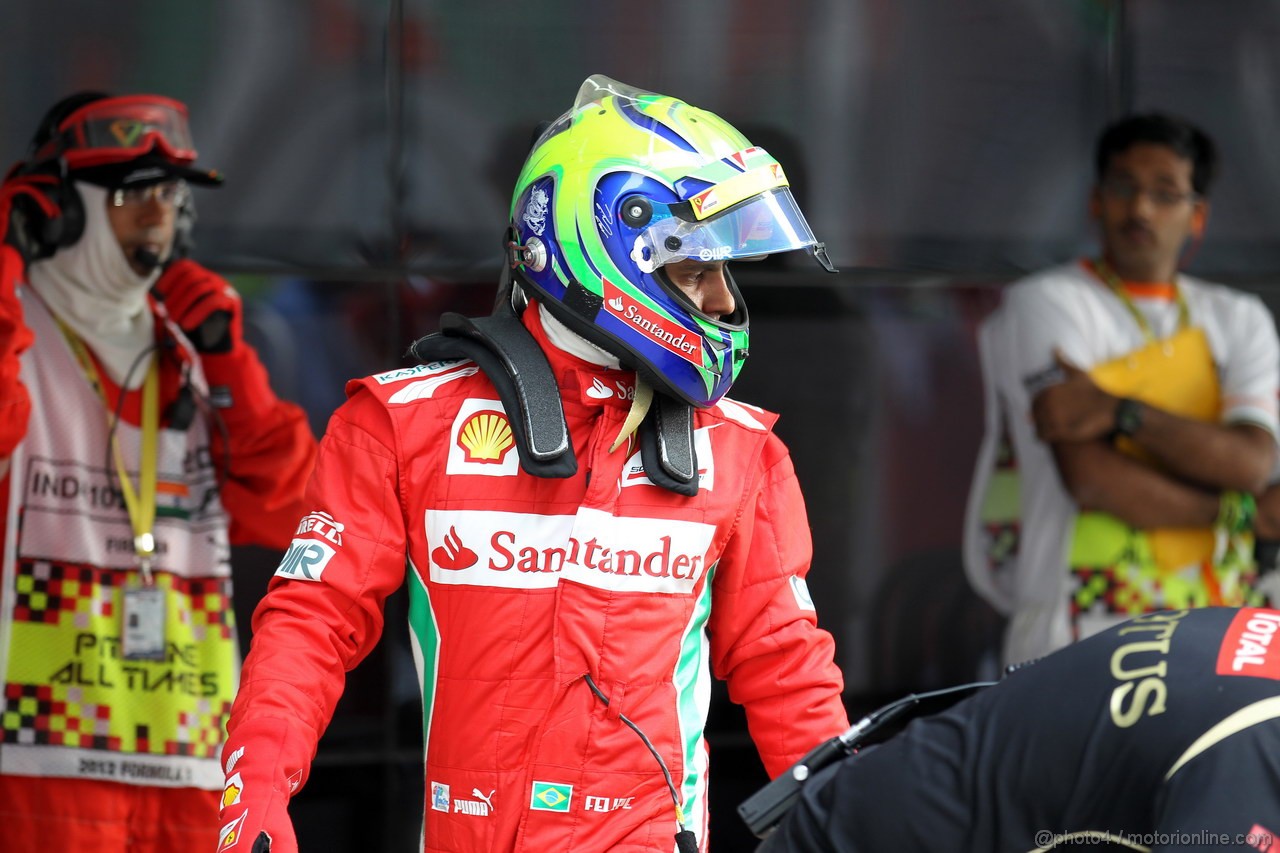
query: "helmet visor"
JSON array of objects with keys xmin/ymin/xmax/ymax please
[
  {"xmin": 35, "ymin": 95, "xmax": 197, "ymax": 168},
  {"xmin": 636, "ymin": 188, "xmax": 818, "ymax": 269}
]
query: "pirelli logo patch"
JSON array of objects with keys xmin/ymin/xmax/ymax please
[{"xmin": 1216, "ymin": 609, "xmax": 1280, "ymax": 679}]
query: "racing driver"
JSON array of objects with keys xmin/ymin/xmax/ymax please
[{"xmin": 217, "ymin": 75, "xmax": 850, "ymax": 852}]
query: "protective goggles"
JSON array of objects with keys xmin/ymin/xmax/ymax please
[
  {"xmin": 634, "ymin": 187, "xmax": 820, "ymax": 269},
  {"xmin": 32, "ymin": 95, "xmax": 197, "ymax": 169},
  {"xmin": 109, "ymin": 180, "xmax": 190, "ymax": 208}
]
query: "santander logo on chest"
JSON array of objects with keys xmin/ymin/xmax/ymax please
[
  {"xmin": 1216, "ymin": 609, "xmax": 1280, "ymax": 679},
  {"xmin": 579, "ymin": 373, "xmax": 636, "ymax": 406},
  {"xmin": 424, "ymin": 507, "xmax": 715, "ymax": 594}
]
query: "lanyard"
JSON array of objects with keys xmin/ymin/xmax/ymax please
[
  {"xmin": 53, "ymin": 316, "xmax": 160, "ymax": 582},
  {"xmin": 1094, "ymin": 258, "xmax": 1191, "ymax": 344}
]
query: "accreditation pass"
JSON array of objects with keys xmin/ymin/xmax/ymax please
[{"xmin": 123, "ymin": 585, "xmax": 167, "ymax": 660}]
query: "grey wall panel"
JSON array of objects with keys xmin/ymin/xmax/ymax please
[{"xmin": 1131, "ymin": 0, "xmax": 1280, "ymax": 277}]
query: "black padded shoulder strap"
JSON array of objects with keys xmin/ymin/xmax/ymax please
[
  {"xmin": 639, "ymin": 394, "xmax": 699, "ymax": 497},
  {"xmin": 406, "ymin": 304, "xmax": 701, "ymax": 495},
  {"xmin": 407, "ymin": 306, "xmax": 577, "ymax": 479}
]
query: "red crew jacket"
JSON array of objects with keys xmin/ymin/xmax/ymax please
[{"xmin": 0, "ymin": 249, "xmax": 316, "ymax": 550}]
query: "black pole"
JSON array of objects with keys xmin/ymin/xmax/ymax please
[
  {"xmin": 1105, "ymin": 0, "xmax": 1135, "ymax": 120},
  {"xmin": 387, "ymin": 0, "xmax": 407, "ymax": 266},
  {"xmin": 384, "ymin": 1, "xmax": 409, "ymax": 848}
]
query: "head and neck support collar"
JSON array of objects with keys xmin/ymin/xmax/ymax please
[{"xmin": 406, "ymin": 263, "xmax": 701, "ymax": 495}]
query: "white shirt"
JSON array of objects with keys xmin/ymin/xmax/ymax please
[{"xmin": 965, "ymin": 260, "xmax": 1280, "ymax": 664}]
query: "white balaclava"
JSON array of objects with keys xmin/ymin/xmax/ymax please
[
  {"xmin": 27, "ymin": 182, "xmax": 163, "ymax": 388},
  {"xmin": 538, "ymin": 302, "xmax": 619, "ymax": 369}
]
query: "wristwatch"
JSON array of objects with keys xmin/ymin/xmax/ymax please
[{"xmin": 1113, "ymin": 397, "xmax": 1143, "ymax": 437}]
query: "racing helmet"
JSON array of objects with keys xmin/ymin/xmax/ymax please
[{"xmin": 509, "ymin": 75, "xmax": 832, "ymax": 408}]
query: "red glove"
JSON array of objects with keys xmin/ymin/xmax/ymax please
[
  {"xmin": 153, "ymin": 259, "xmax": 244, "ymax": 354},
  {"xmin": 217, "ymin": 717, "xmax": 308, "ymax": 853}
]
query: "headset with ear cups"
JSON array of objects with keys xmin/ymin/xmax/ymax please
[
  {"xmin": 0, "ymin": 156, "xmax": 84, "ymax": 261},
  {"xmin": 16, "ymin": 154, "xmax": 200, "ymax": 268},
  {"xmin": 33, "ymin": 157, "xmax": 86, "ymax": 252},
  {"xmin": 3, "ymin": 154, "xmax": 86, "ymax": 257},
  {"xmin": 11, "ymin": 90, "xmax": 114, "ymax": 255}
]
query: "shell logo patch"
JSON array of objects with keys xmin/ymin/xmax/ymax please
[
  {"xmin": 458, "ymin": 412, "xmax": 515, "ymax": 463},
  {"xmin": 222, "ymin": 772, "xmax": 243, "ymax": 808},
  {"xmin": 448, "ymin": 400, "xmax": 521, "ymax": 477}
]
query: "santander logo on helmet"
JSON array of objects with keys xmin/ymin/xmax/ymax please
[{"xmin": 508, "ymin": 74, "xmax": 836, "ymax": 409}]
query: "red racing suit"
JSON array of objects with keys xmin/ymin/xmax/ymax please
[
  {"xmin": 222, "ymin": 303, "xmax": 848, "ymax": 852},
  {"xmin": 0, "ymin": 245, "xmax": 318, "ymax": 853}
]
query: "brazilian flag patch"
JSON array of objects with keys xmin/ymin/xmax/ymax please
[{"xmin": 530, "ymin": 781, "xmax": 573, "ymax": 812}]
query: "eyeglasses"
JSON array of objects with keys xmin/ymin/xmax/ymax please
[
  {"xmin": 34, "ymin": 95, "xmax": 198, "ymax": 169},
  {"xmin": 1099, "ymin": 178, "xmax": 1197, "ymax": 208},
  {"xmin": 109, "ymin": 180, "xmax": 190, "ymax": 208}
]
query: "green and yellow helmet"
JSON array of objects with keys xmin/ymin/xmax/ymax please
[{"xmin": 509, "ymin": 75, "xmax": 832, "ymax": 408}]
